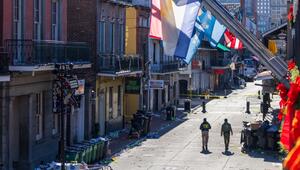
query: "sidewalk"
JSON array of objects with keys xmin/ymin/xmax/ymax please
[
  {"xmin": 106, "ymin": 100, "xmax": 204, "ymax": 161},
  {"xmin": 108, "ymin": 82, "xmax": 283, "ymax": 170}
]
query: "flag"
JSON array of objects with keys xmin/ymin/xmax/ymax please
[
  {"xmin": 196, "ymin": 8, "xmax": 226, "ymax": 47},
  {"xmin": 183, "ymin": 28, "xmax": 204, "ymax": 64},
  {"xmin": 149, "ymin": 0, "xmax": 162, "ymax": 40},
  {"xmin": 224, "ymin": 29, "xmax": 243, "ymax": 50},
  {"xmin": 268, "ymin": 40, "xmax": 278, "ymax": 55},
  {"xmin": 149, "ymin": 0, "xmax": 201, "ymax": 59},
  {"xmin": 217, "ymin": 43, "xmax": 231, "ymax": 52},
  {"xmin": 284, "ymin": 139, "xmax": 300, "ymax": 170}
]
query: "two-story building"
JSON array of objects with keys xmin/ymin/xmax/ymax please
[
  {"xmin": 148, "ymin": 39, "xmax": 184, "ymax": 111},
  {"xmin": 68, "ymin": 0, "xmax": 143, "ymax": 135},
  {"xmin": 0, "ymin": 0, "xmax": 91, "ymax": 169},
  {"xmin": 179, "ymin": 40, "xmax": 231, "ymax": 96},
  {"xmin": 124, "ymin": 0, "xmax": 150, "ymax": 122}
]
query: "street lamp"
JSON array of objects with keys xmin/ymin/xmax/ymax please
[{"xmin": 52, "ymin": 63, "xmax": 78, "ymax": 170}]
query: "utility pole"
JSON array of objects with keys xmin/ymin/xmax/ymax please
[{"xmin": 53, "ymin": 63, "xmax": 78, "ymax": 170}]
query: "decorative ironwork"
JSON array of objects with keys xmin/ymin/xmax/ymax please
[
  {"xmin": 98, "ymin": 54, "xmax": 142, "ymax": 74},
  {"xmin": 5, "ymin": 39, "xmax": 91, "ymax": 66}
]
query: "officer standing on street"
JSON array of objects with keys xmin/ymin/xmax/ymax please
[
  {"xmin": 200, "ymin": 118, "xmax": 211, "ymax": 152},
  {"xmin": 221, "ymin": 119, "xmax": 233, "ymax": 152}
]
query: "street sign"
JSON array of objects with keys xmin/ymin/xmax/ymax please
[
  {"xmin": 125, "ymin": 78, "xmax": 140, "ymax": 94},
  {"xmin": 75, "ymin": 79, "xmax": 85, "ymax": 95},
  {"xmin": 149, "ymin": 80, "xmax": 164, "ymax": 89}
]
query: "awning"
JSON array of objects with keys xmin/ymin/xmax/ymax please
[{"xmin": 254, "ymin": 71, "xmax": 273, "ymax": 80}]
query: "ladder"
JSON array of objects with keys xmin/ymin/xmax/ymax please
[{"xmin": 202, "ymin": 0, "xmax": 289, "ymax": 88}]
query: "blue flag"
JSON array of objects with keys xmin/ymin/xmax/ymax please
[
  {"xmin": 183, "ymin": 29, "xmax": 204, "ymax": 64},
  {"xmin": 196, "ymin": 7, "xmax": 226, "ymax": 47}
]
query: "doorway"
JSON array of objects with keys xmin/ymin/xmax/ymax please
[{"xmin": 98, "ymin": 91, "xmax": 106, "ymax": 136}]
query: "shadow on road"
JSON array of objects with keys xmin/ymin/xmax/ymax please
[
  {"xmin": 247, "ymin": 150, "xmax": 282, "ymax": 163},
  {"xmin": 222, "ymin": 151, "xmax": 235, "ymax": 156}
]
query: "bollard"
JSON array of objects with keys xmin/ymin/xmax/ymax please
[
  {"xmin": 202, "ymin": 101, "xmax": 207, "ymax": 113},
  {"xmin": 258, "ymin": 90, "xmax": 261, "ymax": 99},
  {"xmin": 224, "ymin": 89, "xmax": 227, "ymax": 98},
  {"xmin": 246, "ymin": 101, "xmax": 250, "ymax": 114}
]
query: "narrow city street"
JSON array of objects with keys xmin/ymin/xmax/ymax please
[{"xmin": 109, "ymin": 83, "xmax": 282, "ymax": 170}]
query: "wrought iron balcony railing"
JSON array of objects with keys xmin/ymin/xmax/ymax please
[
  {"xmin": 5, "ymin": 39, "xmax": 91, "ymax": 66},
  {"xmin": 98, "ymin": 54, "xmax": 142, "ymax": 75},
  {"xmin": 0, "ymin": 47, "xmax": 9, "ymax": 75},
  {"xmin": 151, "ymin": 61, "xmax": 185, "ymax": 74}
]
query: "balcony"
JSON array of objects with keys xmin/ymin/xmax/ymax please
[
  {"xmin": 0, "ymin": 47, "xmax": 10, "ymax": 81},
  {"xmin": 151, "ymin": 61, "xmax": 187, "ymax": 75},
  {"xmin": 211, "ymin": 59, "xmax": 230, "ymax": 71},
  {"xmin": 97, "ymin": 55, "xmax": 143, "ymax": 77},
  {"xmin": 5, "ymin": 39, "xmax": 91, "ymax": 71}
]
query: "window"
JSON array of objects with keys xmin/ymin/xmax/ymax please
[
  {"xmin": 119, "ymin": 24, "xmax": 124, "ymax": 54},
  {"xmin": 117, "ymin": 85, "xmax": 122, "ymax": 116},
  {"xmin": 51, "ymin": 0, "xmax": 60, "ymax": 40},
  {"xmin": 34, "ymin": 0, "xmax": 42, "ymax": 40},
  {"xmin": 98, "ymin": 21, "xmax": 106, "ymax": 53},
  {"xmin": 13, "ymin": 0, "xmax": 22, "ymax": 39},
  {"xmin": 52, "ymin": 114, "xmax": 59, "ymax": 135},
  {"xmin": 111, "ymin": 22, "xmax": 115, "ymax": 54},
  {"xmin": 109, "ymin": 87, "xmax": 113, "ymax": 119},
  {"xmin": 35, "ymin": 92, "xmax": 44, "ymax": 141}
]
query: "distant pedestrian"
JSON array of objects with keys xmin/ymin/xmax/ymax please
[
  {"xmin": 200, "ymin": 118, "xmax": 211, "ymax": 152},
  {"xmin": 221, "ymin": 119, "xmax": 233, "ymax": 152}
]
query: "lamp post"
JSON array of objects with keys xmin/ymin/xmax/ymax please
[{"xmin": 53, "ymin": 63, "xmax": 78, "ymax": 170}]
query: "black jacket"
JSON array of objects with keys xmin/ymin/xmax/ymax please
[{"xmin": 200, "ymin": 122, "xmax": 211, "ymax": 132}]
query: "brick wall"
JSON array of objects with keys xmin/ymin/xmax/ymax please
[
  {"xmin": 0, "ymin": 1, "xmax": 3, "ymax": 46},
  {"xmin": 67, "ymin": 0, "xmax": 98, "ymax": 139}
]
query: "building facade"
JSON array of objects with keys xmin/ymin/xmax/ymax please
[
  {"xmin": 148, "ymin": 39, "xmax": 182, "ymax": 111},
  {"xmin": 270, "ymin": 0, "xmax": 287, "ymax": 28},
  {"xmin": 124, "ymin": 0, "xmax": 150, "ymax": 122},
  {"xmin": 0, "ymin": 0, "xmax": 91, "ymax": 169},
  {"xmin": 255, "ymin": 0, "xmax": 271, "ymax": 34}
]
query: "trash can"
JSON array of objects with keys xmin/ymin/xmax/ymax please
[
  {"xmin": 184, "ymin": 99, "xmax": 191, "ymax": 112},
  {"xmin": 171, "ymin": 106, "xmax": 176, "ymax": 120},
  {"xmin": 101, "ymin": 138, "xmax": 110, "ymax": 159},
  {"xmin": 65, "ymin": 150, "xmax": 79, "ymax": 162},
  {"xmin": 166, "ymin": 106, "xmax": 172, "ymax": 120}
]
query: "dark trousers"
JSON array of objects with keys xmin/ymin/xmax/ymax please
[
  {"xmin": 224, "ymin": 133, "xmax": 230, "ymax": 151},
  {"xmin": 202, "ymin": 131, "xmax": 209, "ymax": 150}
]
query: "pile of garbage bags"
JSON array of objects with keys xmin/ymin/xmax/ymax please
[
  {"xmin": 129, "ymin": 110, "xmax": 152, "ymax": 138},
  {"xmin": 241, "ymin": 120, "xmax": 280, "ymax": 152}
]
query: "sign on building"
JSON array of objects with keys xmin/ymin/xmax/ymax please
[
  {"xmin": 75, "ymin": 79, "xmax": 85, "ymax": 96},
  {"xmin": 125, "ymin": 78, "xmax": 140, "ymax": 94},
  {"xmin": 149, "ymin": 80, "xmax": 164, "ymax": 89}
]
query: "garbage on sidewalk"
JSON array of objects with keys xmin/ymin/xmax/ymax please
[
  {"xmin": 241, "ymin": 120, "xmax": 280, "ymax": 153},
  {"xmin": 166, "ymin": 105, "xmax": 176, "ymax": 121},
  {"xmin": 128, "ymin": 110, "xmax": 152, "ymax": 139}
]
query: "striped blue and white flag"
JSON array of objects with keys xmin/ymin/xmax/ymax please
[
  {"xmin": 158, "ymin": 0, "xmax": 201, "ymax": 59},
  {"xmin": 197, "ymin": 7, "xmax": 226, "ymax": 47}
]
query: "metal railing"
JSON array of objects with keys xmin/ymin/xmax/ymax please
[
  {"xmin": 98, "ymin": 54, "xmax": 142, "ymax": 74},
  {"xmin": 5, "ymin": 39, "xmax": 91, "ymax": 66},
  {"xmin": 151, "ymin": 61, "xmax": 183, "ymax": 73},
  {"xmin": 0, "ymin": 47, "xmax": 9, "ymax": 74}
]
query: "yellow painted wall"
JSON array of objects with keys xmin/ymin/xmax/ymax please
[
  {"xmin": 125, "ymin": 7, "xmax": 137, "ymax": 55},
  {"xmin": 124, "ymin": 94, "xmax": 139, "ymax": 123},
  {"xmin": 96, "ymin": 77, "xmax": 124, "ymax": 121}
]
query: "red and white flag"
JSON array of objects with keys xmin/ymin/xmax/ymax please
[
  {"xmin": 224, "ymin": 29, "xmax": 243, "ymax": 50},
  {"xmin": 149, "ymin": 0, "xmax": 162, "ymax": 40}
]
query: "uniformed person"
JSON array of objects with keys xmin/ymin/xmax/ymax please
[
  {"xmin": 221, "ymin": 119, "xmax": 233, "ymax": 152},
  {"xmin": 200, "ymin": 118, "xmax": 211, "ymax": 152}
]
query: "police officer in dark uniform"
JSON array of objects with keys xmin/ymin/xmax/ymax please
[
  {"xmin": 200, "ymin": 118, "xmax": 211, "ymax": 152},
  {"xmin": 221, "ymin": 119, "xmax": 233, "ymax": 152}
]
